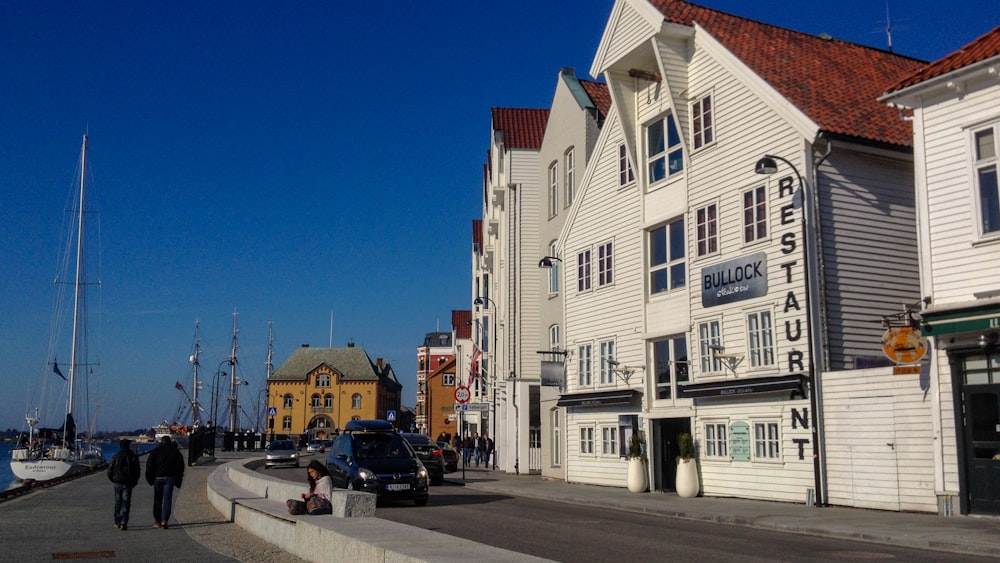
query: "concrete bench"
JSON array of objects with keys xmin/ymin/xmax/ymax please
[{"xmin": 207, "ymin": 458, "xmax": 551, "ymax": 562}]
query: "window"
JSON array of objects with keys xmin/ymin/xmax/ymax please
[
  {"xmin": 619, "ymin": 143, "xmax": 634, "ymax": 186},
  {"xmin": 578, "ymin": 344, "xmax": 592, "ymax": 386},
  {"xmin": 646, "ymin": 113, "xmax": 683, "ymax": 183},
  {"xmin": 548, "ymin": 162, "xmax": 558, "ymax": 218},
  {"xmin": 698, "ymin": 320, "xmax": 722, "ymax": 373},
  {"xmin": 598, "ymin": 241, "xmax": 613, "ymax": 287},
  {"xmin": 324, "ymin": 394, "xmax": 333, "ymax": 408},
  {"xmin": 747, "ymin": 310, "xmax": 775, "ymax": 367},
  {"xmin": 652, "ymin": 336, "xmax": 688, "ymax": 399},
  {"xmin": 548, "ymin": 242, "xmax": 559, "ymax": 294},
  {"xmin": 551, "ymin": 410, "xmax": 561, "ymax": 466},
  {"xmin": 282, "ymin": 416, "xmax": 292, "ymax": 431},
  {"xmin": 649, "ymin": 219, "xmax": 686, "ymax": 294},
  {"xmin": 283, "ymin": 394, "xmax": 294, "ymax": 409},
  {"xmin": 351, "ymin": 393, "xmax": 362, "ymax": 409},
  {"xmin": 692, "ymin": 94, "xmax": 714, "ymax": 150},
  {"xmin": 974, "ymin": 126, "xmax": 1000, "ymax": 234},
  {"xmin": 743, "ymin": 186, "xmax": 767, "ymax": 243},
  {"xmin": 599, "ymin": 340, "xmax": 616, "ymax": 385},
  {"xmin": 696, "ymin": 203, "xmax": 718, "ymax": 256},
  {"xmin": 443, "ymin": 373, "xmax": 455, "ymax": 386},
  {"xmin": 550, "ymin": 324, "xmax": 561, "ymax": 350},
  {"xmin": 577, "ymin": 249, "xmax": 592, "ymax": 292},
  {"xmin": 705, "ymin": 422, "xmax": 728, "ymax": 458},
  {"xmin": 580, "ymin": 426, "xmax": 594, "ymax": 455},
  {"xmin": 601, "ymin": 426, "xmax": 619, "ymax": 456},
  {"xmin": 311, "ymin": 393, "xmax": 321, "ymax": 408},
  {"xmin": 565, "ymin": 147, "xmax": 576, "ymax": 207},
  {"xmin": 316, "ymin": 373, "xmax": 331, "ymax": 387},
  {"xmin": 754, "ymin": 421, "xmax": 780, "ymax": 459}
]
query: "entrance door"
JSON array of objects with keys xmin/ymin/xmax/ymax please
[
  {"xmin": 964, "ymin": 386, "xmax": 1000, "ymax": 514},
  {"xmin": 653, "ymin": 418, "xmax": 689, "ymax": 492}
]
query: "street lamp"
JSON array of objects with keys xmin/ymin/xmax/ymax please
[
  {"xmin": 212, "ymin": 360, "xmax": 231, "ymax": 428},
  {"xmin": 472, "ymin": 296, "xmax": 499, "ymax": 470},
  {"xmin": 754, "ymin": 153, "xmax": 824, "ymax": 507}
]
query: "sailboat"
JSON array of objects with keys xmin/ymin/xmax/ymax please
[{"xmin": 10, "ymin": 134, "xmax": 107, "ymax": 481}]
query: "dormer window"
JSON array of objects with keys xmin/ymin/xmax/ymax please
[{"xmin": 646, "ymin": 113, "xmax": 683, "ymax": 184}]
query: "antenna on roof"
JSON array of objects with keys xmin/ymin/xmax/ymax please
[
  {"xmin": 885, "ymin": 0, "xmax": 894, "ymax": 52},
  {"xmin": 329, "ymin": 310, "xmax": 334, "ymax": 348}
]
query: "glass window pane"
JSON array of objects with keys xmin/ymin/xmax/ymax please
[
  {"xmin": 667, "ymin": 115, "xmax": 680, "ymax": 147},
  {"xmin": 669, "ymin": 220, "xmax": 685, "ymax": 259},
  {"xmin": 650, "ymin": 226, "xmax": 666, "ymax": 265},
  {"xmin": 976, "ymin": 129, "xmax": 995, "ymax": 161},
  {"xmin": 980, "ymin": 168, "xmax": 999, "ymax": 233},
  {"xmin": 969, "ymin": 393, "xmax": 999, "ymax": 441},
  {"xmin": 670, "ymin": 263, "xmax": 686, "ymax": 289},
  {"xmin": 648, "ymin": 121, "xmax": 664, "ymax": 154},
  {"xmin": 650, "ymin": 158, "xmax": 666, "ymax": 182},
  {"xmin": 669, "ymin": 149, "xmax": 684, "ymax": 174},
  {"xmin": 651, "ymin": 269, "xmax": 669, "ymax": 294}
]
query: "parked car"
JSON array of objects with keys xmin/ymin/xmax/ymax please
[
  {"xmin": 436, "ymin": 440, "xmax": 459, "ymax": 473},
  {"xmin": 401, "ymin": 433, "xmax": 445, "ymax": 485},
  {"xmin": 306, "ymin": 440, "xmax": 325, "ymax": 453},
  {"xmin": 326, "ymin": 420, "xmax": 429, "ymax": 506},
  {"xmin": 264, "ymin": 439, "xmax": 300, "ymax": 468}
]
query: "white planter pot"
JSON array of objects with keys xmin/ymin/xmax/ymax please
[
  {"xmin": 675, "ymin": 458, "xmax": 700, "ymax": 498},
  {"xmin": 627, "ymin": 457, "xmax": 648, "ymax": 493}
]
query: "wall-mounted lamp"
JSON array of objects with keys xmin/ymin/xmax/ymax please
[
  {"xmin": 979, "ymin": 333, "xmax": 998, "ymax": 349},
  {"xmin": 709, "ymin": 344, "xmax": 744, "ymax": 375},
  {"xmin": 607, "ymin": 359, "xmax": 645, "ymax": 385},
  {"xmin": 538, "ymin": 256, "xmax": 562, "ymax": 268}
]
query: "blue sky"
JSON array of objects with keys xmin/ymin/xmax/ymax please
[{"xmin": 1, "ymin": 1, "xmax": 994, "ymax": 432}]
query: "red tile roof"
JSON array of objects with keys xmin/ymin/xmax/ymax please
[
  {"xmin": 491, "ymin": 107, "xmax": 549, "ymax": 149},
  {"xmin": 650, "ymin": 0, "xmax": 926, "ymax": 147},
  {"xmin": 580, "ymin": 79, "xmax": 612, "ymax": 118},
  {"xmin": 884, "ymin": 26, "xmax": 1000, "ymax": 94}
]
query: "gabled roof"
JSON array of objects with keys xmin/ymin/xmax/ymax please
[
  {"xmin": 452, "ymin": 310, "xmax": 472, "ymax": 339},
  {"xmin": 271, "ymin": 345, "xmax": 381, "ymax": 382},
  {"xmin": 649, "ymin": 0, "xmax": 926, "ymax": 147},
  {"xmin": 884, "ymin": 26, "xmax": 1000, "ymax": 94},
  {"xmin": 580, "ymin": 79, "xmax": 612, "ymax": 118},
  {"xmin": 491, "ymin": 107, "xmax": 549, "ymax": 150}
]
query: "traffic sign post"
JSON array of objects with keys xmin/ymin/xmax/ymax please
[{"xmin": 454, "ymin": 385, "xmax": 471, "ymax": 404}]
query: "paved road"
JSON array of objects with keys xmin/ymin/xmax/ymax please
[{"xmin": 377, "ymin": 484, "xmax": 992, "ymax": 562}]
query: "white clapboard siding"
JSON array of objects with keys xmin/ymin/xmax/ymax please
[{"xmin": 822, "ymin": 366, "xmax": 937, "ymax": 512}]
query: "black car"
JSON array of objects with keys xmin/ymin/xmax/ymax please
[
  {"xmin": 401, "ymin": 433, "xmax": 445, "ymax": 485},
  {"xmin": 326, "ymin": 420, "xmax": 429, "ymax": 506},
  {"xmin": 436, "ymin": 440, "xmax": 459, "ymax": 473}
]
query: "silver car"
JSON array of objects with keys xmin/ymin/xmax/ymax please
[
  {"xmin": 306, "ymin": 440, "xmax": 326, "ymax": 453},
  {"xmin": 264, "ymin": 439, "xmax": 300, "ymax": 468}
]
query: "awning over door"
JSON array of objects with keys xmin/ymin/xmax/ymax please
[
  {"xmin": 556, "ymin": 389, "xmax": 641, "ymax": 408},
  {"xmin": 678, "ymin": 374, "xmax": 806, "ymax": 399},
  {"xmin": 922, "ymin": 302, "xmax": 1000, "ymax": 336}
]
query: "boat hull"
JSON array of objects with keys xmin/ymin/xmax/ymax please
[{"xmin": 10, "ymin": 459, "xmax": 75, "ymax": 481}]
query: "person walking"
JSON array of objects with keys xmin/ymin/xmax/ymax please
[
  {"xmin": 145, "ymin": 435, "xmax": 185, "ymax": 529},
  {"xmin": 107, "ymin": 439, "xmax": 140, "ymax": 531},
  {"xmin": 483, "ymin": 434, "xmax": 495, "ymax": 469},
  {"xmin": 462, "ymin": 434, "xmax": 474, "ymax": 466},
  {"xmin": 474, "ymin": 433, "xmax": 485, "ymax": 467}
]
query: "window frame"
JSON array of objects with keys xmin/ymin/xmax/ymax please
[
  {"xmin": 282, "ymin": 416, "xmax": 292, "ymax": 431},
  {"xmin": 972, "ymin": 124, "xmax": 1000, "ymax": 237},
  {"xmin": 691, "ymin": 93, "xmax": 714, "ymax": 150},
  {"xmin": 746, "ymin": 309, "xmax": 776, "ymax": 368},
  {"xmin": 696, "ymin": 202, "xmax": 719, "ymax": 258},
  {"xmin": 619, "ymin": 143, "xmax": 635, "ymax": 187},
  {"xmin": 548, "ymin": 161, "xmax": 559, "ymax": 219},
  {"xmin": 577, "ymin": 248, "xmax": 592, "ymax": 292},
  {"xmin": 698, "ymin": 319, "xmax": 723, "ymax": 374},
  {"xmin": 600, "ymin": 425, "xmax": 619, "ymax": 457},
  {"xmin": 599, "ymin": 339, "xmax": 616, "ymax": 385},
  {"xmin": 743, "ymin": 185, "xmax": 768, "ymax": 244},
  {"xmin": 565, "ymin": 147, "xmax": 576, "ymax": 207},
  {"xmin": 652, "ymin": 335, "xmax": 688, "ymax": 400},
  {"xmin": 351, "ymin": 393, "xmax": 362, "ymax": 409},
  {"xmin": 753, "ymin": 420, "xmax": 781, "ymax": 461},
  {"xmin": 578, "ymin": 343, "xmax": 593, "ymax": 387},
  {"xmin": 648, "ymin": 219, "xmax": 686, "ymax": 295},
  {"xmin": 548, "ymin": 241, "xmax": 560, "ymax": 294},
  {"xmin": 704, "ymin": 421, "xmax": 729, "ymax": 459},
  {"xmin": 443, "ymin": 373, "xmax": 456, "ymax": 386},
  {"xmin": 550, "ymin": 324, "xmax": 561, "ymax": 351},
  {"xmin": 579, "ymin": 425, "xmax": 595, "ymax": 456},
  {"xmin": 645, "ymin": 112, "xmax": 684, "ymax": 185},
  {"xmin": 551, "ymin": 409, "xmax": 562, "ymax": 466},
  {"xmin": 597, "ymin": 241, "xmax": 613, "ymax": 287}
]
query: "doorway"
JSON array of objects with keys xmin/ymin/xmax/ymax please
[
  {"xmin": 963, "ymin": 384, "xmax": 1000, "ymax": 514},
  {"xmin": 653, "ymin": 417, "xmax": 690, "ymax": 492}
]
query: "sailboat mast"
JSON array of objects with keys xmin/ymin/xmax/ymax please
[
  {"xmin": 66, "ymin": 133, "xmax": 88, "ymax": 447},
  {"xmin": 228, "ymin": 311, "xmax": 239, "ymax": 433},
  {"xmin": 191, "ymin": 321, "xmax": 202, "ymax": 428}
]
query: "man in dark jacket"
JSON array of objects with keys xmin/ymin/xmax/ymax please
[
  {"xmin": 145, "ymin": 436, "xmax": 185, "ymax": 529},
  {"xmin": 107, "ymin": 439, "xmax": 141, "ymax": 531}
]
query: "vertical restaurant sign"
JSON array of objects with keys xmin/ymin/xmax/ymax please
[{"xmin": 701, "ymin": 252, "xmax": 768, "ymax": 307}]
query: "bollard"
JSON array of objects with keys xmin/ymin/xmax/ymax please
[{"xmin": 806, "ymin": 488, "xmax": 815, "ymax": 507}]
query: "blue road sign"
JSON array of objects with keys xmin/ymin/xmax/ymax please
[
  {"xmin": 387, "ymin": 410, "xmax": 397, "ymax": 421},
  {"xmin": 268, "ymin": 406, "xmax": 277, "ymax": 416}
]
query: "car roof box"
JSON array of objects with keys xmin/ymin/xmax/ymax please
[{"xmin": 345, "ymin": 419, "xmax": 395, "ymax": 433}]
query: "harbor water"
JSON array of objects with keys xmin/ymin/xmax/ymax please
[{"xmin": 1, "ymin": 442, "xmax": 156, "ymax": 491}]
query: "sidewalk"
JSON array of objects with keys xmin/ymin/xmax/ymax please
[{"xmin": 449, "ymin": 466, "xmax": 1000, "ymax": 558}]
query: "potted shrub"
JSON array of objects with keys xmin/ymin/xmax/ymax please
[
  {"xmin": 626, "ymin": 431, "xmax": 648, "ymax": 493},
  {"xmin": 675, "ymin": 433, "xmax": 700, "ymax": 498}
]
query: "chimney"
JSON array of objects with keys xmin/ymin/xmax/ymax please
[
  {"xmin": 376, "ymin": 358, "xmax": 385, "ymax": 370},
  {"xmin": 302, "ymin": 343, "xmax": 310, "ymax": 348}
]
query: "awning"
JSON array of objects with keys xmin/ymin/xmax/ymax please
[
  {"xmin": 556, "ymin": 389, "xmax": 641, "ymax": 408},
  {"xmin": 677, "ymin": 374, "xmax": 806, "ymax": 399},
  {"xmin": 921, "ymin": 303, "xmax": 1000, "ymax": 336}
]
